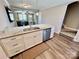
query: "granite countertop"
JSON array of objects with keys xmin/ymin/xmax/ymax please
[
  {"xmin": 0, "ymin": 29, "xmax": 41, "ymax": 39},
  {"xmin": 0, "ymin": 24, "xmax": 51, "ymax": 39}
]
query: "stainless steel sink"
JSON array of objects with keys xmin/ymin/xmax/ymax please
[{"xmin": 23, "ymin": 27, "xmax": 40, "ymax": 31}]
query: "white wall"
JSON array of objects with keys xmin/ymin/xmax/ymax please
[
  {"xmin": 41, "ymin": 5, "xmax": 67, "ymax": 33},
  {"xmin": 0, "ymin": 0, "xmax": 12, "ymax": 31}
]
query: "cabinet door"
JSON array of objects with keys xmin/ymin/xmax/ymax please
[
  {"xmin": 24, "ymin": 31, "xmax": 43, "ymax": 50},
  {"xmin": 23, "ymin": 33, "xmax": 35, "ymax": 49},
  {"xmin": 32, "ymin": 31, "xmax": 43, "ymax": 44}
]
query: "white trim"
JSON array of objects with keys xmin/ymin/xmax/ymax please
[
  {"xmin": 61, "ymin": 32, "xmax": 75, "ymax": 38},
  {"xmin": 73, "ymin": 30, "xmax": 79, "ymax": 42},
  {"xmin": 64, "ymin": 26, "xmax": 78, "ymax": 31}
]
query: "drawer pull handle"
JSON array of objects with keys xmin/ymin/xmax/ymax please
[
  {"xmin": 33, "ymin": 36, "xmax": 37, "ymax": 38},
  {"xmin": 11, "ymin": 38, "xmax": 16, "ymax": 40},
  {"xmin": 15, "ymin": 49, "xmax": 20, "ymax": 53},
  {"xmin": 12, "ymin": 44, "xmax": 18, "ymax": 46}
]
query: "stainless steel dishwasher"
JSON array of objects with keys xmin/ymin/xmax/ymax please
[{"xmin": 43, "ymin": 28, "xmax": 51, "ymax": 41}]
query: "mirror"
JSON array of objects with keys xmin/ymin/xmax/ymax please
[
  {"xmin": 5, "ymin": 7, "xmax": 39, "ymax": 26},
  {"xmin": 5, "ymin": 7, "xmax": 14, "ymax": 22}
]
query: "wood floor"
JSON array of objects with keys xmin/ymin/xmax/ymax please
[{"xmin": 11, "ymin": 34, "xmax": 79, "ymax": 59}]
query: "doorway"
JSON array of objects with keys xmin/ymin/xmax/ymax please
[{"xmin": 60, "ymin": 1, "xmax": 79, "ymax": 38}]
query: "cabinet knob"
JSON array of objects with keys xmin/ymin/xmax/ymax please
[
  {"xmin": 11, "ymin": 38, "xmax": 16, "ymax": 40},
  {"xmin": 12, "ymin": 43, "xmax": 18, "ymax": 47},
  {"xmin": 15, "ymin": 49, "xmax": 20, "ymax": 53},
  {"xmin": 33, "ymin": 36, "xmax": 37, "ymax": 38}
]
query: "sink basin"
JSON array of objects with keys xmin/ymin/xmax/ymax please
[{"xmin": 23, "ymin": 27, "xmax": 40, "ymax": 31}]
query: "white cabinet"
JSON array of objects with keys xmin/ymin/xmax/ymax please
[
  {"xmin": 74, "ymin": 30, "xmax": 79, "ymax": 42},
  {"xmin": 0, "ymin": 36, "xmax": 25, "ymax": 57},
  {"xmin": 0, "ymin": 30, "xmax": 43, "ymax": 57},
  {"xmin": 24, "ymin": 31, "xmax": 43, "ymax": 49}
]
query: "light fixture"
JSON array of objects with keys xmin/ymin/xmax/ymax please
[
  {"xmin": 36, "ymin": 12, "xmax": 39, "ymax": 16},
  {"xmin": 22, "ymin": 0, "xmax": 32, "ymax": 8},
  {"xmin": 24, "ymin": 4, "xmax": 31, "ymax": 8}
]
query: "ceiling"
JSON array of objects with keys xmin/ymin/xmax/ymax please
[{"xmin": 7, "ymin": 0, "xmax": 77, "ymax": 10}]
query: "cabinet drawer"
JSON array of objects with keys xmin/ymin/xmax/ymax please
[
  {"xmin": 4, "ymin": 42, "xmax": 24, "ymax": 50},
  {"xmin": 7, "ymin": 45, "xmax": 24, "ymax": 57},
  {"xmin": 1, "ymin": 37, "xmax": 18, "ymax": 43},
  {"xmin": 1, "ymin": 36, "xmax": 24, "ymax": 50},
  {"xmin": 1, "ymin": 36, "xmax": 23, "ymax": 43}
]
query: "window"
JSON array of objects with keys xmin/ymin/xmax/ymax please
[
  {"xmin": 9, "ymin": 13, "xmax": 14, "ymax": 21},
  {"xmin": 18, "ymin": 13, "xmax": 23, "ymax": 21},
  {"xmin": 12, "ymin": 10, "xmax": 39, "ymax": 26},
  {"xmin": 18, "ymin": 13, "xmax": 27, "ymax": 21},
  {"xmin": 23, "ymin": 14, "xmax": 27, "ymax": 21}
]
